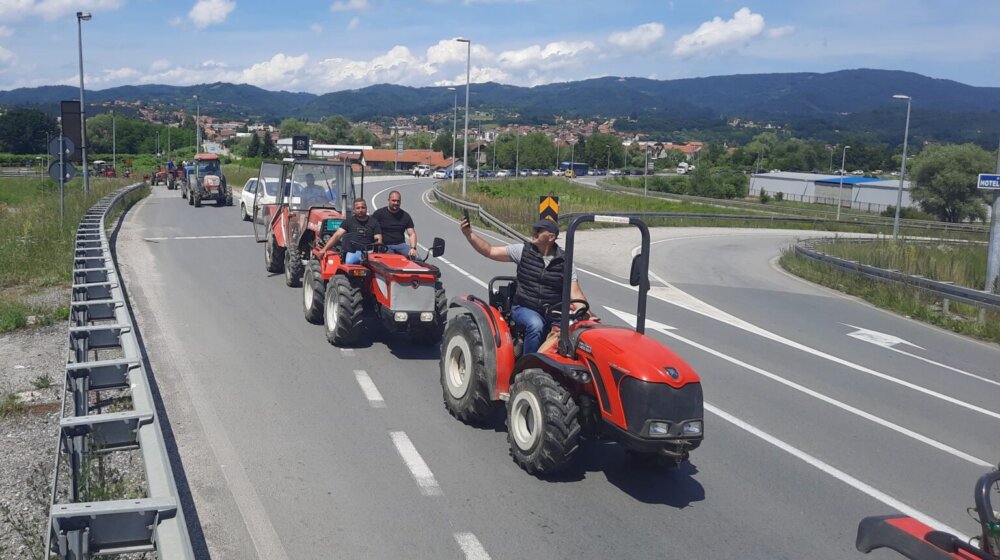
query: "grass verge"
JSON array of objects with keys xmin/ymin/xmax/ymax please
[{"xmin": 780, "ymin": 249, "xmax": 1000, "ymax": 343}]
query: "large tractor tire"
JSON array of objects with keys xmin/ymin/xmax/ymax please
[
  {"xmin": 264, "ymin": 235, "xmax": 285, "ymax": 273},
  {"xmin": 225, "ymin": 192, "xmax": 233, "ymax": 206},
  {"xmin": 193, "ymin": 192, "xmax": 202, "ymax": 207},
  {"xmin": 506, "ymin": 369, "xmax": 581, "ymax": 476},
  {"xmin": 216, "ymin": 196, "xmax": 225, "ymax": 207},
  {"xmin": 284, "ymin": 245, "xmax": 304, "ymax": 287},
  {"xmin": 440, "ymin": 314, "xmax": 493, "ymax": 425},
  {"xmin": 411, "ymin": 285, "xmax": 447, "ymax": 345},
  {"xmin": 240, "ymin": 203, "xmax": 250, "ymax": 221},
  {"xmin": 302, "ymin": 259, "xmax": 325, "ymax": 324},
  {"xmin": 324, "ymin": 275, "xmax": 363, "ymax": 346},
  {"xmin": 183, "ymin": 187, "xmax": 188, "ymax": 200}
]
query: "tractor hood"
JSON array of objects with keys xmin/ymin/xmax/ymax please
[
  {"xmin": 202, "ymin": 174, "xmax": 222, "ymax": 190},
  {"xmin": 576, "ymin": 326, "xmax": 700, "ymax": 389}
]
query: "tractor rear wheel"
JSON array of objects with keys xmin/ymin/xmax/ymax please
[
  {"xmin": 411, "ymin": 285, "xmax": 447, "ymax": 345},
  {"xmin": 440, "ymin": 314, "xmax": 493, "ymax": 424},
  {"xmin": 193, "ymin": 192, "xmax": 201, "ymax": 207},
  {"xmin": 216, "ymin": 196, "xmax": 225, "ymax": 207},
  {"xmin": 506, "ymin": 369, "xmax": 581, "ymax": 476},
  {"xmin": 302, "ymin": 259, "xmax": 325, "ymax": 324},
  {"xmin": 264, "ymin": 235, "xmax": 285, "ymax": 273},
  {"xmin": 324, "ymin": 275, "xmax": 362, "ymax": 346},
  {"xmin": 284, "ymin": 245, "xmax": 304, "ymax": 287},
  {"xmin": 184, "ymin": 188, "xmax": 189, "ymax": 201},
  {"xmin": 225, "ymin": 193, "xmax": 233, "ymax": 206}
]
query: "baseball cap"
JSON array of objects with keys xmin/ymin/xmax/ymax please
[{"xmin": 532, "ymin": 219, "xmax": 559, "ymax": 234}]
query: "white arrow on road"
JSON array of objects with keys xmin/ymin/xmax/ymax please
[
  {"xmin": 844, "ymin": 324, "xmax": 923, "ymax": 349},
  {"xmin": 603, "ymin": 306, "xmax": 675, "ymax": 333},
  {"xmin": 845, "ymin": 324, "xmax": 1000, "ymax": 388}
]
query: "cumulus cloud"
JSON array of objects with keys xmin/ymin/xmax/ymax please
[
  {"xmin": 149, "ymin": 58, "xmax": 171, "ymax": 72},
  {"xmin": 330, "ymin": 0, "xmax": 367, "ymax": 12},
  {"xmin": 767, "ymin": 25, "xmax": 795, "ymax": 38},
  {"xmin": 434, "ymin": 65, "xmax": 510, "ymax": 86},
  {"xmin": 673, "ymin": 7, "xmax": 765, "ymax": 57},
  {"xmin": 230, "ymin": 53, "xmax": 308, "ymax": 87},
  {"xmin": 189, "ymin": 0, "xmax": 236, "ymax": 29},
  {"xmin": 311, "ymin": 45, "xmax": 430, "ymax": 90},
  {"xmin": 0, "ymin": 0, "xmax": 124, "ymax": 21},
  {"xmin": 608, "ymin": 22, "xmax": 665, "ymax": 50},
  {"xmin": 497, "ymin": 40, "xmax": 595, "ymax": 70},
  {"xmin": 424, "ymin": 38, "xmax": 492, "ymax": 69}
]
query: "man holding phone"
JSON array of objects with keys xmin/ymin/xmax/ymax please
[{"xmin": 458, "ymin": 212, "xmax": 596, "ymax": 355}]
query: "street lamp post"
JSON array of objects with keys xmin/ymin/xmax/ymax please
[
  {"xmin": 155, "ymin": 131, "xmax": 160, "ymax": 170},
  {"xmin": 606, "ymin": 146, "xmax": 611, "ymax": 173},
  {"xmin": 457, "ymin": 37, "xmax": 471, "ymax": 196},
  {"xmin": 515, "ymin": 133, "xmax": 520, "ymax": 177},
  {"xmin": 892, "ymin": 94, "xmax": 912, "ymax": 241},
  {"xmin": 836, "ymin": 145, "xmax": 851, "ymax": 221},
  {"xmin": 193, "ymin": 94, "xmax": 201, "ymax": 152},
  {"xmin": 448, "ymin": 87, "xmax": 457, "ymax": 183},
  {"xmin": 76, "ymin": 11, "xmax": 92, "ymax": 194},
  {"xmin": 111, "ymin": 109, "xmax": 116, "ymax": 175},
  {"xmin": 644, "ymin": 145, "xmax": 649, "ymax": 197}
]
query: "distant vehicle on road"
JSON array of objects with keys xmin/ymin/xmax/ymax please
[
  {"xmin": 412, "ymin": 164, "xmax": 432, "ymax": 177},
  {"xmin": 431, "ymin": 169, "xmax": 447, "ymax": 179},
  {"xmin": 558, "ymin": 162, "xmax": 588, "ymax": 177}
]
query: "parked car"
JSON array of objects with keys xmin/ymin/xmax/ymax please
[
  {"xmin": 608, "ymin": 169, "xmax": 623, "ymax": 176},
  {"xmin": 239, "ymin": 177, "xmax": 281, "ymax": 222},
  {"xmin": 496, "ymin": 169, "xmax": 511, "ymax": 178},
  {"xmin": 412, "ymin": 164, "xmax": 432, "ymax": 177},
  {"xmin": 432, "ymin": 168, "xmax": 447, "ymax": 179}
]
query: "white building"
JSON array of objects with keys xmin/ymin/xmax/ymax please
[
  {"xmin": 276, "ymin": 139, "xmax": 374, "ymax": 158},
  {"xmin": 749, "ymin": 172, "xmax": 913, "ymax": 214}
]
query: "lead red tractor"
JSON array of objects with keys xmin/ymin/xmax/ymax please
[{"xmin": 440, "ymin": 214, "xmax": 704, "ymax": 476}]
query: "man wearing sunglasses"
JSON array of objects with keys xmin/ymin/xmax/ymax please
[{"xmin": 459, "ymin": 215, "xmax": 596, "ymax": 355}]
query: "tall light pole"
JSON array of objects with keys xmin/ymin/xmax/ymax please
[
  {"xmin": 155, "ymin": 131, "xmax": 160, "ymax": 169},
  {"xmin": 828, "ymin": 145, "xmax": 834, "ymax": 172},
  {"xmin": 193, "ymin": 94, "xmax": 201, "ymax": 153},
  {"xmin": 76, "ymin": 11, "xmax": 92, "ymax": 194},
  {"xmin": 111, "ymin": 109, "xmax": 116, "ymax": 175},
  {"xmin": 515, "ymin": 132, "xmax": 520, "ymax": 177},
  {"xmin": 448, "ymin": 86, "xmax": 457, "ymax": 183},
  {"xmin": 457, "ymin": 37, "xmax": 471, "ymax": 196},
  {"xmin": 836, "ymin": 145, "xmax": 851, "ymax": 221},
  {"xmin": 606, "ymin": 146, "xmax": 611, "ymax": 172},
  {"xmin": 892, "ymin": 94, "xmax": 912, "ymax": 241}
]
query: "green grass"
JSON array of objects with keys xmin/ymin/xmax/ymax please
[
  {"xmin": 0, "ymin": 392, "xmax": 24, "ymax": 417},
  {"xmin": 0, "ymin": 299, "xmax": 69, "ymax": 333},
  {"xmin": 224, "ymin": 162, "xmax": 258, "ymax": 192},
  {"xmin": 812, "ymin": 239, "xmax": 990, "ymax": 290},
  {"xmin": 780, "ymin": 249, "xmax": 1000, "ymax": 343}
]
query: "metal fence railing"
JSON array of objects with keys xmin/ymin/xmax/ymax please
[{"xmin": 46, "ymin": 184, "xmax": 194, "ymax": 559}]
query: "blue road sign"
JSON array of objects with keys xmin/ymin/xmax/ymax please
[{"xmin": 978, "ymin": 173, "xmax": 1000, "ymax": 190}]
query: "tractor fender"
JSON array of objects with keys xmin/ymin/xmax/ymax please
[
  {"xmin": 513, "ymin": 353, "xmax": 590, "ymax": 390},
  {"xmin": 448, "ymin": 297, "xmax": 515, "ymax": 399}
]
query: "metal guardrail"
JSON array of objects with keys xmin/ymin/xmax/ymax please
[
  {"xmin": 46, "ymin": 184, "xmax": 194, "ymax": 559},
  {"xmin": 795, "ymin": 238, "xmax": 1000, "ymax": 311}
]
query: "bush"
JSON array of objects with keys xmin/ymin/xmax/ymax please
[
  {"xmin": 774, "ymin": 191, "xmax": 784, "ymax": 202},
  {"xmin": 881, "ymin": 205, "xmax": 937, "ymax": 221},
  {"xmin": 759, "ymin": 189, "xmax": 771, "ymax": 204}
]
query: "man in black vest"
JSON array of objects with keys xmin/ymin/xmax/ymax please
[{"xmin": 459, "ymin": 215, "xmax": 595, "ymax": 355}]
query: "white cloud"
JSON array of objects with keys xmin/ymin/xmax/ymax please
[
  {"xmin": 229, "ymin": 53, "xmax": 308, "ymax": 87},
  {"xmin": 435, "ymin": 65, "xmax": 510, "ymax": 86},
  {"xmin": 330, "ymin": 0, "xmax": 367, "ymax": 12},
  {"xmin": 0, "ymin": 25, "xmax": 12, "ymax": 38},
  {"xmin": 310, "ymin": 23, "xmax": 323, "ymax": 33},
  {"xmin": 312, "ymin": 45, "xmax": 430, "ymax": 89},
  {"xmin": 608, "ymin": 22, "xmax": 665, "ymax": 50},
  {"xmin": 0, "ymin": 46, "xmax": 14, "ymax": 64},
  {"xmin": 673, "ymin": 7, "xmax": 765, "ymax": 57},
  {"xmin": 424, "ymin": 38, "xmax": 492, "ymax": 69},
  {"xmin": 189, "ymin": 0, "xmax": 236, "ymax": 29},
  {"xmin": 347, "ymin": 16, "xmax": 359, "ymax": 30},
  {"xmin": 149, "ymin": 59, "xmax": 171, "ymax": 72},
  {"xmin": 0, "ymin": 0, "xmax": 124, "ymax": 21},
  {"xmin": 767, "ymin": 25, "xmax": 795, "ymax": 38},
  {"xmin": 498, "ymin": 40, "xmax": 595, "ymax": 70}
]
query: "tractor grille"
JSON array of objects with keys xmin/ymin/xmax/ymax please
[
  {"xmin": 389, "ymin": 282, "xmax": 435, "ymax": 312},
  {"xmin": 619, "ymin": 378, "xmax": 703, "ymax": 437}
]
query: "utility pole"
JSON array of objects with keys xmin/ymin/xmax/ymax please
[{"xmin": 986, "ymin": 137, "xmax": 1000, "ymax": 293}]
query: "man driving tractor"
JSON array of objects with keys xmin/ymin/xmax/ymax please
[
  {"xmin": 320, "ymin": 198, "xmax": 383, "ymax": 265},
  {"xmin": 458, "ymin": 215, "xmax": 597, "ymax": 354}
]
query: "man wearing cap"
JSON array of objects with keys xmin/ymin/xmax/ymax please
[
  {"xmin": 459, "ymin": 215, "xmax": 596, "ymax": 355},
  {"xmin": 299, "ymin": 172, "xmax": 331, "ymax": 208}
]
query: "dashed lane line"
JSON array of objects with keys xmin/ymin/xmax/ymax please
[
  {"xmin": 454, "ymin": 533, "xmax": 492, "ymax": 560},
  {"xmin": 353, "ymin": 370, "xmax": 386, "ymax": 408},
  {"xmin": 390, "ymin": 431, "xmax": 443, "ymax": 497}
]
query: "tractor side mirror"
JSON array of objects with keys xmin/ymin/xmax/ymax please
[
  {"xmin": 629, "ymin": 253, "xmax": 645, "ymax": 286},
  {"xmin": 431, "ymin": 237, "xmax": 446, "ymax": 258}
]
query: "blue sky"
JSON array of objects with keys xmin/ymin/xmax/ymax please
[{"xmin": 0, "ymin": 0, "xmax": 998, "ymax": 93}]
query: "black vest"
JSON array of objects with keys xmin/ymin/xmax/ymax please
[{"xmin": 514, "ymin": 242, "xmax": 566, "ymax": 312}]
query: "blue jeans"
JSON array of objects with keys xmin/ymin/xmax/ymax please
[
  {"xmin": 386, "ymin": 242, "xmax": 422, "ymax": 261},
  {"xmin": 345, "ymin": 250, "xmax": 363, "ymax": 264},
  {"xmin": 511, "ymin": 305, "xmax": 555, "ymax": 355}
]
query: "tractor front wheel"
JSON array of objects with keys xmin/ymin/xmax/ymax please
[
  {"xmin": 264, "ymin": 235, "xmax": 285, "ymax": 273},
  {"xmin": 193, "ymin": 192, "xmax": 201, "ymax": 207},
  {"xmin": 302, "ymin": 259, "xmax": 325, "ymax": 324},
  {"xmin": 324, "ymin": 275, "xmax": 363, "ymax": 346},
  {"xmin": 506, "ymin": 369, "xmax": 581, "ymax": 476},
  {"xmin": 440, "ymin": 314, "xmax": 493, "ymax": 424},
  {"xmin": 284, "ymin": 245, "xmax": 304, "ymax": 287}
]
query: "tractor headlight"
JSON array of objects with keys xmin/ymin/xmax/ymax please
[
  {"xmin": 394, "ymin": 312, "xmax": 408, "ymax": 322},
  {"xmin": 682, "ymin": 421, "xmax": 703, "ymax": 435},
  {"xmin": 419, "ymin": 312, "xmax": 434, "ymax": 322},
  {"xmin": 649, "ymin": 422, "xmax": 669, "ymax": 436}
]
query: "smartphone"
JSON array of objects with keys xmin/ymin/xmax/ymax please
[{"xmin": 463, "ymin": 209, "xmax": 470, "ymax": 223}]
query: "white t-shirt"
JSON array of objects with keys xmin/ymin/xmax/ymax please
[{"xmin": 505, "ymin": 243, "xmax": 577, "ymax": 281}]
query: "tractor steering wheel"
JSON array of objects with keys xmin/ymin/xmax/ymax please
[
  {"xmin": 366, "ymin": 242, "xmax": 387, "ymax": 254},
  {"xmin": 546, "ymin": 299, "xmax": 591, "ymax": 322}
]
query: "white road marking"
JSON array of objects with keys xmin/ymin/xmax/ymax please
[
  {"xmin": 143, "ymin": 234, "xmax": 254, "ymax": 241},
  {"xmin": 390, "ymin": 431, "xmax": 443, "ymax": 496},
  {"xmin": 437, "ymin": 257, "xmax": 488, "ymax": 288},
  {"xmin": 454, "ymin": 533, "xmax": 492, "ymax": 560},
  {"xmin": 706, "ymin": 402, "xmax": 971, "ymax": 541},
  {"xmin": 884, "ymin": 345, "xmax": 1000, "ymax": 389},
  {"xmin": 340, "ymin": 348, "xmax": 355, "ymax": 357},
  {"xmin": 606, "ymin": 305, "xmax": 993, "ymax": 468},
  {"xmin": 354, "ymin": 370, "xmax": 386, "ymax": 408}
]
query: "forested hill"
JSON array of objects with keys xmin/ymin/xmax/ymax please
[{"xmin": 2, "ymin": 69, "xmax": 999, "ymax": 144}]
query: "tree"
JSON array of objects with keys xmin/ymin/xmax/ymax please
[
  {"xmin": 583, "ymin": 133, "xmax": 622, "ymax": 168},
  {"xmin": 261, "ymin": 134, "xmax": 280, "ymax": 159},
  {"xmin": 909, "ymin": 143, "xmax": 992, "ymax": 222},
  {"xmin": 404, "ymin": 131, "xmax": 432, "ymax": 149},
  {"xmin": 433, "ymin": 130, "xmax": 453, "ymax": 157},
  {"xmin": 0, "ymin": 108, "xmax": 58, "ymax": 154},
  {"xmin": 247, "ymin": 133, "xmax": 261, "ymax": 157},
  {"xmin": 279, "ymin": 118, "xmax": 309, "ymax": 138},
  {"xmin": 518, "ymin": 132, "xmax": 555, "ymax": 169}
]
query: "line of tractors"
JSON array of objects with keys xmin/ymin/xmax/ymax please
[
  {"xmin": 236, "ymin": 157, "xmax": 706, "ymax": 477},
  {"xmin": 152, "ymin": 152, "xmax": 233, "ymax": 208}
]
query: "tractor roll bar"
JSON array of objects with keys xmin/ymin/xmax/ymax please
[{"xmin": 559, "ymin": 214, "xmax": 650, "ymax": 357}]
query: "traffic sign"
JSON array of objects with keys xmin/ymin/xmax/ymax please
[
  {"xmin": 538, "ymin": 195, "xmax": 559, "ymax": 221},
  {"xmin": 48, "ymin": 161, "xmax": 76, "ymax": 182},
  {"xmin": 48, "ymin": 136, "xmax": 74, "ymax": 158},
  {"xmin": 978, "ymin": 174, "xmax": 1000, "ymax": 190}
]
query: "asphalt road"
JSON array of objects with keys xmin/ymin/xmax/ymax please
[{"xmin": 116, "ymin": 177, "xmax": 1000, "ymax": 559}]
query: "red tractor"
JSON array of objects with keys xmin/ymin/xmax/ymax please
[
  {"xmin": 856, "ymin": 467, "xmax": 1000, "ymax": 560},
  {"xmin": 183, "ymin": 153, "xmax": 231, "ymax": 208},
  {"xmin": 439, "ymin": 214, "xmax": 704, "ymax": 476}
]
